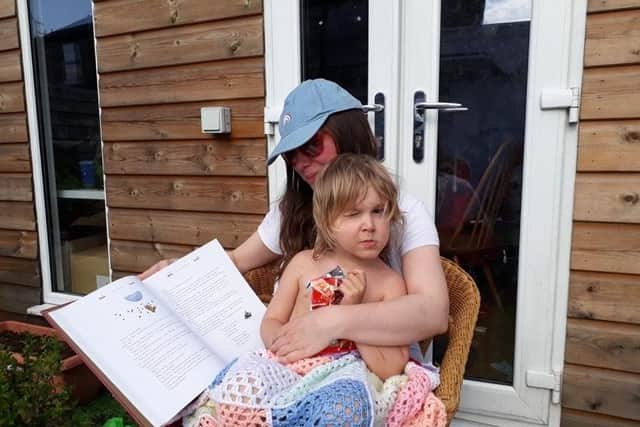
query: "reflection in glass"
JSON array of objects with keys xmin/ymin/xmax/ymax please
[
  {"xmin": 29, "ymin": 0, "xmax": 107, "ymax": 294},
  {"xmin": 434, "ymin": 0, "xmax": 530, "ymax": 385},
  {"xmin": 300, "ymin": 0, "xmax": 368, "ymax": 103}
]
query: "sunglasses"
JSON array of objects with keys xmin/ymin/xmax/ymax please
[{"xmin": 283, "ymin": 135, "xmax": 324, "ymax": 163}]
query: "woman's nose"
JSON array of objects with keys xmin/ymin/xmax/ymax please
[{"xmin": 289, "ymin": 150, "xmax": 309, "ymax": 168}]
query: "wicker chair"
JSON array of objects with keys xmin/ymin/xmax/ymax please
[
  {"xmin": 242, "ymin": 257, "xmax": 480, "ymax": 424},
  {"xmin": 433, "ymin": 256, "xmax": 481, "ymax": 424}
]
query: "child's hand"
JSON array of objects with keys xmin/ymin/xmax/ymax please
[{"xmin": 339, "ymin": 270, "xmax": 366, "ymax": 305}]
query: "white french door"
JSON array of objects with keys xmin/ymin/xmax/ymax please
[{"xmin": 264, "ymin": 1, "xmax": 586, "ymax": 425}]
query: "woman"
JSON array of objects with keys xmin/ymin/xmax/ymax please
[{"xmin": 140, "ymin": 79, "xmax": 449, "ymax": 363}]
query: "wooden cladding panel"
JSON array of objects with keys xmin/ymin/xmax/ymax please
[
  {"xmin": 0, "ymin": 18, "xmax": 18, "ymax": 52},
  {"xmin": 0, "ymin": 144, "xmax": 30, "ymax": 172},
  {"xmin": 0, "ymin": 49, "xmax": 21, "ymax": 82},
  {"xmin": 588, "ymin": 0, "xmax": 640, "ymax": 13},
  {"xmin": 0, "ymin": 112, "xmax": 27, "ymax": 143},
  {"xmin": 585, "ymin": 9, "xmax": 640, "ymax": 67},
  {"xmin": 574, "ymin": 173, "xmax": 640, "ymax": 223},
  {"xmin": 0, "ymin": 81, "xmax": 23, "ymax": 112},
  {"xmin": 578, "ymin": 121, "xmax": 640, "ymax": 171},
  {"xmin": 0, "ymin": 229, "xmax": 37, "ymax": 259},
  {"xmin": 562, "ymin": 408, "xmax": 640, "ymax": 427},
  {"xmin": 108, "ymin": 208, "xmax": 262, "ymax": 247},
  {"xmin": 0, "ymin": 0, "xmax": 15, "ymax": 19},
  {"xmin": 569, "ymin": 271, "xmax": 640, "ymax": 324},
  {"xmin": 101, "ymin": 99, "xmax": 264, "ymax": 141},
  {"xmin": 582, "ymin": 66, "xmax": 640, "ymax": 120},
  {"xmin": 106, "ymin": 176, "xmax": 267, "ymax": 213},
  {"xmin": 571, "ymin": 222, "xmax": 640, "ymax": 274},
  {"xmin": 104, "ymin": 139, "xmax": 266, "ymax": 176},
  {"xmin": 94, "ymin": 0, "xmax": 262, "ymax": 37},
  {"xmin": 0, "ymin": 255, "xmax": 40, "ymax": 287},
  {"xmin": 0, "ymin": 173, "xmax": 32, "ymax": 201},
  {"xmin": 563, "ymin": 364, "xmax": 640, "ymax": 421},
  {"xmin": 0, "ymin": 201, "xmax": 35, "ymax": 231},
  {"xmin": 565, "ymin": 318, "xmax": 640, "ymax": 373},
  {"xmin": 99, "ymin": 57, "xmax": 264, "ymax": 107},
  {"xmin": 110, "ymin": 240, "xmax": 193, "ymax": 273},
  {"xmin": 98, "ymin": 16, "xmax": 263, "ymax": 72},
  {"xmin": 0, "ymin": 283, "xmax": 40, "ymax": 314}
]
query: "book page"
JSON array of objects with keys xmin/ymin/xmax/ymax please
[
  {"xmin": 47, "ymin": 275, "xmax": 223, "ymax": 427},
  {"xmin": 144, "ymin": 239, "xmax": 267, "ymax": 362}
]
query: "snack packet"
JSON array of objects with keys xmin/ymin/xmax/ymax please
[
  {"xmin": 307, "ymin": 266, "xmax": 345, "ymax": 309},
  {"xmin": 306, "ymin": 266, "xmax": 356, "ymax": 355}
]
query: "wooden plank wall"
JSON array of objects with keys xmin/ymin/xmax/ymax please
[
  {"xmin": 0, "ymin": 0, "xmax": 41, "ymax": 313},
  {"xmin": 562, "ymin": 1, "xmax": 640, "ymax": 425},
  {"xmin": 93, "ymin": 0, "xmax": 267, "ymax": 277}
]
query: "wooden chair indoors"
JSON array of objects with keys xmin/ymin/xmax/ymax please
[
  {"xmin": 439, "ymin": 142, "xmax": 520, "ymax": 310},
  {"xmin": 243, "ymin": 257, "xmax": 480, "ymax": 424}
]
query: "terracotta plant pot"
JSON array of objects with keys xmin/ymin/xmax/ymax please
[{"xmin": 0, "ymin": 320, "xmax": 102, "ymax": 404}]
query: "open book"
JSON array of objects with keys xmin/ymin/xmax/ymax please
[{"xmin": 45, "ymin": 240, "xmax": 267, "ymax": 427}]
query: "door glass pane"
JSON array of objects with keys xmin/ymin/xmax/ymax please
[
  {"xmin": 29, "ymin": 0, "xmax": 107, "ymax": 295},
  {"xmin": 434, "ymin": 0, "xmax": 531, "ymax": 385},
  {"xmin": 300, "ymin": 0, "xmax": 368, "ymax": 103}
]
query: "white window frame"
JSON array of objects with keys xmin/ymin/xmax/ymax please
[
  {"xmin": 264, "ymin": 0, "xmax": 586, "ymax": 425},
  {"xmin": 17, "ymin": 0, "xmax": 109, "ymax": 307}
]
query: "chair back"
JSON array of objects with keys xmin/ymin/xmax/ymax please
[
  {"xmin": 243, "ymin": 261, "xmax": 279, "ymax": 303},
  {"xmin": 445, "ymin": 142, "xmax": 518, "ymax": 251},
  {"xmin": 434, "ymin": 257, "xmax": 481, "ymax": 424}
]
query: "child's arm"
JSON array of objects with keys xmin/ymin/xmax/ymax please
[
  {"xmin": 353, "ymin": 272, "xmax": 410, "ymax": 380},
  {"xmin": 260, "ymin": 252, "xmax": 306, "ymax": 348}
]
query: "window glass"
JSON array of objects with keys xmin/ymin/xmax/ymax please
[
  {"xmin": 434, "ymin": 0, "xmax": 531, "ymax": 385},
  {"xmin": 300, "ymin": 0, "xmax": 368, "ymax": 104},
  {"xmin": 29, "ymin": 0, "xmax": 107, "ymax": 295}
]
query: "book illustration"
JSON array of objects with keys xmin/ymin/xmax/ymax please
[
  {"xmin": 125, "ymin": 291, "xmax": 143, "ymax": 302},
  {"xmin": 107, "ymin": 289, "xmax": 159, "ymax": 321}
]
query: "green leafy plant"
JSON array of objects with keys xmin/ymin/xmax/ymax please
[
  {"xmin": 0, "ymin": 334, "xmax": 77, "ymax": 426},
  {"xmin": 71, "ymin": 391, "xmax": 138, "ymax": 427}
]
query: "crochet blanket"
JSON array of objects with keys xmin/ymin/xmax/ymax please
[{"xmin": 181, "ymin": 350, "xmax": 446, "ymax": 427}]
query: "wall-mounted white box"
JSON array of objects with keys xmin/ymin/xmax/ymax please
[{"xmin": 201, "ymin": 107, "xmax": 232, "ymax": 134}]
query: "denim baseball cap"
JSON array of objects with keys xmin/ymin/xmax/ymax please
[{"xmin": 267, "ymin": 79, "xmax": 362, "ymax": 165}]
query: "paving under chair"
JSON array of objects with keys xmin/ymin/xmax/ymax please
[{"xmin": 243, "ymin": 256, "xmax": 480, "ymax": 424}]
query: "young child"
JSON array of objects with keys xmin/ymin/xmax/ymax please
[
  {"xmin": 261, "ymin": 153, "xmax": 409, "ymax": 380},
  {"xmin": 182, "ymin": 154, "xmax": 445, "ymax": 427}
]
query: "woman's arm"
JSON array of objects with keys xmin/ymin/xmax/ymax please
[
  {"xmin": 270, "ymin": 245, "xmax": 448, "ymax": 362},
  {"xmin": 228, "ymin": 232, "xmax": 281, "ymax": 274},
  {"xmin": 137, "ymin": 232, "xmax": 279, "ymax": 281}
]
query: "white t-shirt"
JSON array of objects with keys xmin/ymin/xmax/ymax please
[{"xmin": 257, "ymin": 191, "xmax": 439, "ymax": 273}]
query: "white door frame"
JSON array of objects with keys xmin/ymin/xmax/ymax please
[{"xmin": 264, "ymin": 1, "xmax": 586, "ymax": 425}]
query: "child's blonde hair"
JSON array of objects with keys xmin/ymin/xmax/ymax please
[{"xmin": 312, "ymin": 154, "xmax": 402, "ymax": 259}]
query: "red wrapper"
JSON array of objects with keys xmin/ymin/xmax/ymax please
[
  {"xmin": 307, "ymin": 266, "xmax": 345, "ymax": 310},
  {"xmin": 306, "ymin": 266, "xmax": 357, "ymax": 356}
]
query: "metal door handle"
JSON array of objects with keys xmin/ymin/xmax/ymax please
[
  {"xmin": 413, "ymin": 92, "xmax": 469, "ymax": 163},
  {"xmin": 415, "ymin": 101, "xmax": 468, "ymax": 112},
  {"xmin": 362, "ymin": 95, "xmax": 386, "ymax": 160},
  {"xmin": 362, "ymin": 104, "xmax": 384, "ymax": 113}
]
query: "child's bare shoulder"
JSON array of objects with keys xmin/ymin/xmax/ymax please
[
  {"xmin": 285, "ymin": 249, "xmax": 316, "ymax": 273},
  {"xmin": 290, "ymin": 249, "xmax": 314, "ymax": 264},
  {"xmin": 279, "ymin": 250, "xmax": 316, "ymax": 288}
]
